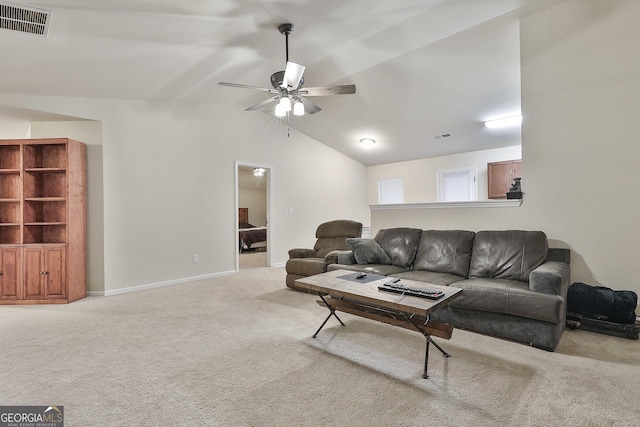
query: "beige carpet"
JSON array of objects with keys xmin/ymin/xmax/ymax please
[
  {"xmin": 1, "ymin": 267, "xmax": 639, "ymax": 426},
  {"xmin": 239, "ymin": 250, "xmax": 267, "ymax": 269}
]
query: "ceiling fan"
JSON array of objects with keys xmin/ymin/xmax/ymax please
[{"xmin": 218, "ymin": 23, "xmax": 356, "ymax": 117}]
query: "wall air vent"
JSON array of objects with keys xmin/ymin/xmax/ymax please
[{"xmin": 0, "ymin": 3, "xmax": 51, "ymax": 36}]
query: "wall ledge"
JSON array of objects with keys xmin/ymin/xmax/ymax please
[{"xmin": 370, "ymin": 200, "xmax": 522, "ymax": 210}]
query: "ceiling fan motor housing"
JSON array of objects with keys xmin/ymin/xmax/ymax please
[{"xmin": 270, "ymin": 71, "xmax": 304, "ymax": 90}]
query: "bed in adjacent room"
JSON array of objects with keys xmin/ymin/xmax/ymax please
[{"xmin": 239, "ymin": 222, "xmax": 267, "ymax": 252}]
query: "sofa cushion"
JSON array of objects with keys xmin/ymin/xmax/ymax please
[
  {"xmin": 374, "ymin": 228, "xmax": 423, "ymax": 269},
  {"xmin": 345, "ymin": 238, "xmax": 392, "ymax": 265},
  {"xmin": 312, "ymin": 220, "xmax": 363, "ymax": 258},
  {"xmin": 393, "ymin": 270, "xmax": 466, "ymax": 286},
  {"xmin": 314, "ymin": 237, "xmax": 353, "ymax": 258},
  {"xmin": 285, "ymin": 258, "xmax": 328, "ymax": 277},
  {"xmin": 327, "ymin": 263, "xmax": 409, "ymax": 276},
  {"xmin": 448, "ymin": 278, "xmax": 565, "ymax": 324},
  {"xmin": 316, "ymin": 220, "xmax": 363, "ymax": 238},
  {"xmin": 469, "ymin": 231, "xmax": 548, "ymax": 283},
  {"xmin": 413, "ymin": 230, "xmax": 475, "ymax": 278}
]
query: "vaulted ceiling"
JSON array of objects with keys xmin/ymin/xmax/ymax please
[{"xmin": 0, "ymin": 0, "xmax": 565, "ymax": 165}]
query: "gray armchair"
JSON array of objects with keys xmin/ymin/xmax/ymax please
[{"xmin": 285, "ymin": 219, "xmax": 363, "ymax": 291}]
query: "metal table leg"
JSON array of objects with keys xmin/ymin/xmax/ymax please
[
  {"xmin": 312, "ymin": 293, "xmax": 345, "ymax": 338},
  {"xmin": 404, "ymin": 313, "xmax": 451, "ymax": 379}
]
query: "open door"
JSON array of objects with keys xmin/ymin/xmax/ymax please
[{"xmin": 235, "ymin": 162, "xmax": 272, "ymax": 270}]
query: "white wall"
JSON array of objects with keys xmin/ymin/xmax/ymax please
[
  {"xmin": 0, "ymin": 118, "xmax": 31, "ymax": 138},
  {"xmin": 367, "ymin": 146, "xmax": 521, "ymax": 204},
  {"xmin": 371, "ymin": 0, "xmax": 640, "ymax": 296},
  {"xmin": 0, "ymin": 96, "xmax": 369, "ymax": 294}
]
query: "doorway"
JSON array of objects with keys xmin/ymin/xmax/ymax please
[
  {"xmin": 235, "ymin": 162, "xmax": 272, "ymax": 270},
  {"xmin": 436, "ymin": 168, "xmax": 478, "ymax": 202}
]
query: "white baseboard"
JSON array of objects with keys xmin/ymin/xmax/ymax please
[
  {"xmin": 272, "ymin": 261, "xmax": 286, "ymax": 268},
  {"xmin": 87, "ymin": 270, "xmax": 236, "ymax": 297}
]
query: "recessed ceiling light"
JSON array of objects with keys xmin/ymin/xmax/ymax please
[{"xmin": 360, "ymin": 138, "xmax": 376, "ymax": 147}]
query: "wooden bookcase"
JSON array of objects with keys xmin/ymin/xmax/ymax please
[{"xmin": 0, "ymin": 138, "xmax": 86, "ymax": 304}]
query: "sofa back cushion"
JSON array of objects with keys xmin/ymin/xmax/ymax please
[
  {"xmin": 413, "ymin": 230, "xmax": 475, "ymax": 277},
  {"xmin": 314, "ymin": 220, "xmax": 363, "ymax": 258},
  {"xmin": 315, "ymin": 237, "xmax": 353, "ymax": 258},
  {"xmin": 374, "ymin": 228, "xmax": 423, "ymax": 269},
  {"xmin": 316, "ymin": 220, "xmax": 363, "ymax": 239},
  {"xmin": 469, "ymin": 230, "xmax": 548, "ymax": 282}
]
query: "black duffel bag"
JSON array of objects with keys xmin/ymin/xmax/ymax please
[{"xmin": 567, "ymin": 282, "xmax": 637, "ymax": 324}]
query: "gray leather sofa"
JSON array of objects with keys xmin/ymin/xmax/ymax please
[{"xmin": 327, "ymin": 228, "xmax": 571, "ymax": 351}]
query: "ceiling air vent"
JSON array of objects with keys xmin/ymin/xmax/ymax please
[{"xmin": 0, "ymin": 3, "xmax": 51, "ymax": 36}]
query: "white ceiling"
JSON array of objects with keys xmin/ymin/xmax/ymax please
[{"xmin": 0, "ymin": 0, "xmax": 565, "ymax": 165}]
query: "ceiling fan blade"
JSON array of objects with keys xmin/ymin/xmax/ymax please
[
  {"xmin": 298, "ymin": 96, "xmax": 322, "ymax": 114},
  {"xmin": 282, "ymin": 61, "xmax": 306, "ymax": 90},
  {"xmin": 218, "ymin": 82, "xmax": 278, "ymax": 94},
  {"xmin": 245, "ymin": 97, "xmax": 277, "ymax": 112},
  {"xmin": 299, "ymin": 84, "xmax": 356, "ymax": 96}
]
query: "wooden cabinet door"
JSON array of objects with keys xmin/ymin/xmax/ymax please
[
  {"xmin": 488, "ymin": 161, "xmax": 513, "ymax": 199},
  {"xmin": 23, "ymin": 246, "xmax": 66, "ymax": 300},
  {"xmin": 45, "ymin": 246, "xmax": 66, "ymax": 299},
  {"xmin": 488, "ymin": 160, "xmax": 522, "ymax": 199},
  {"xmin": 0, "ymin": 247, "xmax": 21, "ymax": 301},
  {"xmin": 23, "ymin": 246, "xmax": 45, "ymax": 299}
]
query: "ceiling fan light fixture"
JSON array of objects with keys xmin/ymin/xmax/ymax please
[
  {"xmin": 279, "ymin": 96, "xmax": 292, "ymax": 112},
  {"xmin": 293, "ymin": 100, "xmax": 304, "ymax": 116},
  {"xmin": 275, "ymin": 103, "xmax": 286, "ymax": 117}
]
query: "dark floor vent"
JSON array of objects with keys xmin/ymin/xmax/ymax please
[{"xmin": 0, "ymin": 3, "xmax": 51, "ymax": 36}]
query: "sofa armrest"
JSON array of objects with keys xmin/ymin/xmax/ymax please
[
  {"xmin": 337, "ymin": 250, "xmax": 357, "ymax": 265},
  {"xmin": 288, "ymin": 248, "xmax": 318, "ymax": 259},
  {"xmin": 323, "ymin": 250, "xmax": 344, "ymax": 265},
  {"xmin": 529, "ymin": 261, "xmax": 570, "ymax": 296},
  {"xmin": 546, "ymin": 248, "xmax": 571, "ymax": 264}
]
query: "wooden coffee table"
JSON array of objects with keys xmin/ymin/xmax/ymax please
[{"xmin": 295, "ymin": 269, "xmax": 463, "ymax": 378}]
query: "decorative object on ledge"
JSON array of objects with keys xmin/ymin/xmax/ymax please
[{"xmin": 506, "ymin": 177, "xmax": 523, "ymax": 199}]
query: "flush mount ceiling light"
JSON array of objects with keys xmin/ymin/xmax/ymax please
[
  {"xmin": 484, "ymin": 115, "xmax": 522, "ymax": 129},
  {"xmin": 360, "ymin": 138, "xmax": 376, "ymax": 147},
  {"xmin": 253, "ymin": 168, "xmax": 266, "ymax": 177}
]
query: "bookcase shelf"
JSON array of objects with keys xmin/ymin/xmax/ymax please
[{"xmin": 0, "ymin": 145, "xmax": 20, "ymax": 169}]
